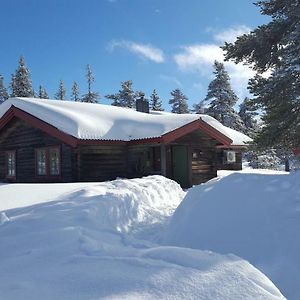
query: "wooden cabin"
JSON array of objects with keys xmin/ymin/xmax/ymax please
[{"xmin": 0, "ymin": 98, "xmax": 251, "ymax": 188}]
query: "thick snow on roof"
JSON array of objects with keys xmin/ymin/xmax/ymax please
[{"xmin": 0, "ymin": 98, "xmax": 252, "ymax": 145}]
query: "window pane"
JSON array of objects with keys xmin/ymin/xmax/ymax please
[
  {"xmin": 49, "ymin": 148, "xmax": 60, "ymax": 175},
  {"xmin": 7, "ymin": 152, "xmax": 16, "ymax": 177},
  {"xmin": 37, "ymin": 149, "xmax": 47, "ymax": 175}
]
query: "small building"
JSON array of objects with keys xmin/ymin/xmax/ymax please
[{"xmin": 0, "ymin": 98, "xmax": 251, "ymax": 188}]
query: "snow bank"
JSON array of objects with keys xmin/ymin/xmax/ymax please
[
  {"xmin": 165, "ymin": 171, "xmax": 299, "ymax": 299},
  {"xmin": 0, "ymin": 176, "xmax": 284, "ymax": 299},
  {"xmin": 0, "ymin": 97, "xmax": 251, "ymax": 145}
]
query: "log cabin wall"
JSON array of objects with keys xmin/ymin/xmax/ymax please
[
  {"xmin": 216, "ymin": 149, "xmax": 243, "ymax": 170},
  {"xmin": 76, "ymin": 145, "xmax": 127, "ymax": 182},
  {"xmin": 0, "ymin": 118, "xmax": 73, "ymax": 182},
  {"xmin": 169, "ymin": 130, "xmax": 218, "ymax": 186},
  {"xmin": 127, "ymin": 144, "xmax": 162, "ymax": 178}
]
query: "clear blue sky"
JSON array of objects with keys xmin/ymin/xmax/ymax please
[{"xmin": 0, "ymin": 0, "xmax": 268, "ymax": 110}]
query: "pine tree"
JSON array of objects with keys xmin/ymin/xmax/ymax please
[
  {"xmin": 238, "ymin": 97, "xmax": 259, "ymax": 137},
  {"xmin": 106, "ymin": 80, "xmax": 136, "ymax": 108},
  {"xmin": 150, "ymin": 89, "xmax": 164, "ymax": 111},
  {"xmin": 10, "ymin": 74, "xmax": 17, "ymax": 97},
  {"xmin": 81, "ymin": 64, "xmax": 99, "ymax": 103},
  {"xmin": 193, "ymin": 100, "xmax": 206, "ymax": 114},
  {"xmin": 222, "ymin": 0, "xmax": 300, "ymax": 149},
  {"xmin": 38, "ymin": 85, "xmax": 49, "ymax": 99},
  {"xmin": 55, "ymin": 80, "xmax": 66, "ymax": 100},
  {"xmin": 203, "ymin": 61, "xmax": 245, "ymax": 131},
  {"xmin": 11, "ymin": 56, "xmax": 34, "ymax": 97},
  {"xmin": 0, "ymin": 75, "xmax": 9, "ymax": 104},
  {"xmin": 169, "ymin": 89, "xmax": 189, "ymax": 114},
  {"xmin": 71, "ymin": 81, "xmax": 80, "ymax": 102}
]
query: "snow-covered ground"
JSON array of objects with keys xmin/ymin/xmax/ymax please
[
  {"xmin": 165, "ymin": 170, "xmax": 299, "ymax": 299},
  {"xmin": 0, "ymin": 175, "xmax": 284, "ymax": 299}
]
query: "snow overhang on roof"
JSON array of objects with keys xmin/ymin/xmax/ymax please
[{"xmin": 0, "ymin": 98, "xmax": 252, "ymax": 147}]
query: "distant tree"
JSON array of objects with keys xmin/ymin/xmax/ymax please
[
  {"xmin": 169, "ymin": 88, "xmax": 189, "ymax": 114},
  {"xmin": 10, "ymin": 56, "xmax": 34, "ymax": 97},
  {"xmin": 222, "ymin": 0, "xmax": 300, "ymax": 149},
  {"xmin": 238, "ymin": 97, "xmax": 259, "ymax": 137},
  {"xmin": 192, "ymin": 99, "xmax": 206, "ymax": 114},
  {"xmin": 81, "ymin": 64, "xmax": 99, "ymax": 103},
  {"xmin": 71, "ymin": 81, "xmax": 80, "ymax": 102},
  {"xmin": 204, "ymin": 61, "xmax": 245, "ymax": 131},
  {"xmin": 55, "ymin": 80, "xmax": 66, "ymax": 100},
  {"xmin": 150, "ymin": 89, "xmax": 164, "ymax": 111},
  {"xmin": 0, "ymin": 75, "xmax": 9, "ymax": 103},
  {"xmin": 106, "ymin": 80, "xmax": 136, "ymax": 108},
  {"xmin": 38, "ymin": 85, "xmax": 49, "ymax": 99}
]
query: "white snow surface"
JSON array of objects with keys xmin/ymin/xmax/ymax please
[
  {"xmin": 165, "ymin": 170, "xmax": 299, "ymax": 299},
  {"xmin": 0, "ymin": 97, "xmax": 251, "ymax": 145},
  {"xmin": 0, "ymin": 175, "xmax": 283, "ymax": 300}
]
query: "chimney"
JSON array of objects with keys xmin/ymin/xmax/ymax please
[{"xmin": 136, "ymin": 93, "xmax": 149, "ymax": 113}]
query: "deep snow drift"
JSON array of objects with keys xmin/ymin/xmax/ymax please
[
  {"xmin": 165, "ymin": 171, "xmax": 299, "ymax": 299},
  {"xmin": 0, "ymin": 176, "xmax": 284, "ymax": 299}
]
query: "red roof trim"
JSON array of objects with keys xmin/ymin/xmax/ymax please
[
  {"xmin": 0, "ymin": 106, "xmax": 78, "ymax": 147},
  {"xmin": 0, "ymin": 106, "xmax": 235, "ymax": 147},
  {"xmin": 293, "ymin": 148, "xmax": 300, "ymax": 155},
  {"xmin": 161, "ymin": 118, "xmax": 233, "ymax": 145}
]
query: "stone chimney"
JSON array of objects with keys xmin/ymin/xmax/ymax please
[{"xmin": 136, "ymin": 93, "xmax": 149, "ymax": 113}]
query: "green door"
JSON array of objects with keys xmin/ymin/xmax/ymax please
[{"xmin": 172, "ymin": 145, "xmax": 189, "ymax": 188}]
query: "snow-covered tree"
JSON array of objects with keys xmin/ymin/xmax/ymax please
[
  {"xmin": 11, "ymin": 56, "xmax": 34, "ymax": 97},
  {"xmin": 38, "ymin": 85, "xmax": 49, "ymax": 99},
  {"xmin": 71, "ymin": 81, "xmax": 80, "ymax": 102},
  {"xmin": 193, "ymin": 100, "xmax": 206, "ymax": 114},
  {"xmin": 106, "ymin": 80, "xmax": 136, "ymax": 108},
  {"xmin": 169, "ymin": 89, "xmax": 189, "ymax": 114},
  {"xmin": 0, "ymin": 75, "xmax": 9, "ymax": 103},
  {"xmin": 203, "ymin": 61, "xmax": 245, "ymax": 131},
  {"xmin": 223, "ymin": 0, "xmax": 300, "ymax": 149},
  {"xmin": 55, "ymin": 80, "xmax": 66, "ymax": 100},
  {"xmin": 150, "ymin": 89, "xmax": 164, "ymax": 111},
  {"xmin": 239, "ymin": 97, "xmax": 259, "ymax": 137},
  {"xmin": 10, "ymin": 74, "xmax": 17, "ymax": 97},
  {"xmin": 81, "ymin": 64, "xmax": 99, "ymax": 103}
]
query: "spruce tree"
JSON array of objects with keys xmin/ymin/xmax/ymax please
[
  {"xmin": 239, "ymin": 97, "xmax": 259, "ymax": 137},
  {"xmin": 204, "ymin": 61, "xmax": 245, "ymax": 131},
  {"xmin": 11, "ymin": 56, "xmax": 34, "ymax": 97},
  {"xmin": 193, "ymin": 100, "xmax": 206, "ymax": 114},
  {"xmin": 71, "ymin": 81, "xmax": 80, "ymax": 102},
  {"xmin": 169, "ymin": 88, "xmax": 189, "ymax": 114},
  {"xmin": 81, "ymin": 64, "xmax": 99, "ymax": 103},
  {"xmin": 10, "ymin": 74, "xmax": 17, "ymax": 97},
  {"xmin": 55, "ymin": 80, "xmax": 66, "ymax": 100},
  {"xmin": 222, "ymin": 0, "xmax": 300, "ymax": 149},
  {"xmin": 38, "ymin": 85, "xmax": 49, "ymax": 99},
  {"xmin": 0, "ymin": 75, "xmax": 9, "ymax": 104},
  {"xmin": 150, "ymin": 89, "xmax": 164, "ymax": 111},
  {"xmin": 106, "ymin": 80, "xmax": 136, "ymax": 108}
]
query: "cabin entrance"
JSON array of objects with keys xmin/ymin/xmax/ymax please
[{"xmin": 172, "ymin": 145, "xmax": 189, "ymax": 188}]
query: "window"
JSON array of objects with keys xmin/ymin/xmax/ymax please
[
  {"xmin": 226, "ymin": 151, "xmax": 236, "ymax": 163},
  {"xmin": 49, "ymin": 147, "xmax": 60, "ymax": 175},
  {"xmin": 6, "ymin": 151, "xmax": 16, "ymax": 178},
  {"xmin": 37, "ymin": 148, "xmax": 47, "ymax": 175},
  {"xmin": 36, "ymin": 146, "xmax": 60, "ymax": 177}
]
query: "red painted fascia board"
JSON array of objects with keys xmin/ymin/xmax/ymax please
[
  {"xmin": 293, "ymin": 148, "xmax": 300, "ymax": 155},
  {"xmin": 0, "ymin": 106, "xmax": 78, "ymax": 147},
  {"xmin": 0, "ymin": 107, "xmax": 234, "ymax": 148},
  {"xmin": 162, "ymin": 118, "xmax": 233, "ymax": 145}
]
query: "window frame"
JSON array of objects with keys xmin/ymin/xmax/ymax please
[
  {"xmin": 5, "ymin": 150, "xmax": 16, "ymax": 180},
  {"xmin": 35, "ymin": 146, "xmax": 61, "ymax": 179}
]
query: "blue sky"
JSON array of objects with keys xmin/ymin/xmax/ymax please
[{"xmin": 0, "ymin": 0, "xmax": 268, "ymax": 110}]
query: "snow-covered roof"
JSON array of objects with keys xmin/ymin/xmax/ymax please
[{"xmin": 0, "ymin": 98, "xmax": 252, "ymax": 146}]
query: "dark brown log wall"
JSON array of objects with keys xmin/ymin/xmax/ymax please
[
  {"xmin": 0, "ymin": 118, "xmax": 74, "ymax": 182},
  {"xmin": 77, "ymin": 145, "xmax": 127, "ymax": 182},
  {"xmin": 171, "ymin": 130, "xmax": 218, "ymax": 185}
]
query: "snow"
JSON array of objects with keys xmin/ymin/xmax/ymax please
[
  {"xmin": 0, "ymin": 175, "xmax": 284, "ymax": 299},
  {"xmin": 165, "ymin": 170, "xmax": 299, "ymax": 299},
  {"xmin": 0, "ymin": 97, "xmax": 251, "ymax": 145}
]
